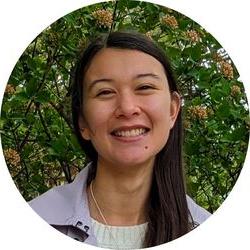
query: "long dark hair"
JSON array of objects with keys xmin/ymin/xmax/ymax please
[{"xmin": 71, "ymin": 31, "xmax": 192, "ymax": 247}]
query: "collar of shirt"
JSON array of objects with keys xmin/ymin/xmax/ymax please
[{"xmin": 29, "ymin": 162, "xmax": 96, "ymax": 245}]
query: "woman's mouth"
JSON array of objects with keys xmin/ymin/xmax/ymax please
[{"xmin": 111, "ymin": 127, "xmax": 150, "ymax": 138}]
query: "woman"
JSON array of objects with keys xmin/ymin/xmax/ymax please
[{"xmin": 29, "ymin": 31, "xmax": 210, "ymax": 249}]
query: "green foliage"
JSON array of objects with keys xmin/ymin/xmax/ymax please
[{"xmin": 1, "ymin": 1, "xmax": 249, "ymax": 212}]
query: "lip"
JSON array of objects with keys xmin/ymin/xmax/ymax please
[{"xmin": 110, "ymin": 125, "xmax": 150, "ymax": 143}]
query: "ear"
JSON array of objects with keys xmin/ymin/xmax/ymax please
[
  {"xmin": 170, "ymin": 91, "xmax": 181, "ymax": 129},
  {"xmin": 78, "ymin": 114, "xmax": 91, "ymax": 141}
]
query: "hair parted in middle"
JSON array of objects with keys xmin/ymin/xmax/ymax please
[{"xmin": 71, "ymin": 31, "xmax": 194, "ymax": 247}]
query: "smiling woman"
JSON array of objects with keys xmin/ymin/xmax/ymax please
[
  {"xmin": 29, "ymin": 31, "xmax": 210, "ymax": 249},
  {"xmin": 80, "ymin": 48, "xmax": 180, "ymax": 169}
]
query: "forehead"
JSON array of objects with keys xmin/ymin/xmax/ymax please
[{"xmin": 84, "ymin": 48, "xmax": 166, "ymax": 80}]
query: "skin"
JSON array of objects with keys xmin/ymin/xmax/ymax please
[{"xmin": 79, "ymin": 48, "xmax": 181, "ymax": 226}]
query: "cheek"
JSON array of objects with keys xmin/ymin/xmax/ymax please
[
  {"xmin": 146, "ymin": 97, "xmax": 171, "ymax": 122},
  {"xmin": 83, "ymin": 102, "xmax": 112, "ymax": 131},
  {"xmin": 146, "ymin": 98, "xmax": 173, "ymax": 147}
]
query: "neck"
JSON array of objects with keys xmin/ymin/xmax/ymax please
[{"xmin": 88, "ymin": 159, "xmax": 154, "ymax": 226}]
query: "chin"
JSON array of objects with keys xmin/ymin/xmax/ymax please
[{"xmin": 113, "ymin": 155, "xmax": 155, "ymax": 168}]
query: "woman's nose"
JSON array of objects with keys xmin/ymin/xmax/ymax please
[{"xmin": 114, "ymin": 93, "xmax": 141, "ymax": 119}]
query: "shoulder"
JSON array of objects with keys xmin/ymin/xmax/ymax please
[
  {"xmin": 29, "ymin": 183, "xmax": 75, "ymax": 223},
  {"xmin": 186, "ymin": 195, "xmax": 211, "ymax": 225},
  {"xmin": 28, "ymin": 165, "xmax": 90, "ymax": 225}
]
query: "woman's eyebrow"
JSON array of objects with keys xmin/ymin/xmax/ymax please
[
  {"xmin": 134, "ymin": 73, "xmax": 161, "ymax": 80},
  {"xmin": 87, "ymin": 78, "xmax": 114, "ymax": 91}
]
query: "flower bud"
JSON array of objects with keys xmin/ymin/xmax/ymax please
[
  {"xmin": 5, "ymin": 84, "xmax": 15, "ymax": 94},
  {"xmin": 186, "ymin": 30, "xmax": 200, "ymax": 43},
  {"xmin": 4, "ymin": 148, "xmax": 21, "ymax": 167},
  {"xmin": 162, "ymin": 15, "xmax": 178, "ymax": 29},
  {"xmin": 92, "ymin": 9, "xmax": 113, "ymax": 28},
  {"xmin": 231, "ymin": 85, "xmax": 241, "ymax": 96},
  {"xmin": 188, "ymin": 105, "xmax": 208, "ymax": 120},
  {"xmin": 220, "ymin": 61, "xmax": 234, "ymax": 79}
]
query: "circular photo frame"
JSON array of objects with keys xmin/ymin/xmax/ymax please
[{"xmin": 0, "ymin": 1, "xmax": 249, "ymax": 250}]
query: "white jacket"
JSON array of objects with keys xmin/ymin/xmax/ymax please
[{"xmin": 29, "ymin": 163, "xmax": 211, "ymax": 246}]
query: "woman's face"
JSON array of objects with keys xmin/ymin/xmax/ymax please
[{"xmin": 79, "ymin": 48, "xmax": 180, "ymax": 168}]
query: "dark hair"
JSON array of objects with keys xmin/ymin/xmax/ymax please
[{"xmin": 71, "ymin": 31, "xmax": 192, "ymax": 247}]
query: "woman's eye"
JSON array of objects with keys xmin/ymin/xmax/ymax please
[
  {"xmin": 96, "ymin": 89, "xmax": 114, "ymax": 97},
  {"xmin": 137, "ymin": 84, "xmax": 155, "ymax": 90}
]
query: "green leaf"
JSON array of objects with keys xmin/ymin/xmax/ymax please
[
  {"xmin": 191, "ymin": 97, "xmax": 202, "ymax": 105},
  {"xmin": 127, "ymin": 0, "xmax": 140, "ymax": 8},
  {"xmin": 26, "ymin": 79, "xmax": 38, "ymax": 98},
  {"xmin": 219, "ymin": 79, "xmax": 231, "ymax": 96},
  {"xmin": 166, "ymin": 46, "xmax": 181, "ymax": 59},
  {"xmin": 211, "ymin": 86, "xmax": 223, "ymax": 102},
  {"xmin": 228, "ymin": 127, "xmax": 247, "ymax": 141},
  {"xmin": 183, "ymin": 45, "xmax": 202, "ymax": 61},
  {"xmin": 216, "ymin": 102, "xmax": 231, "ymax": 119},
  {"xmin": 35, "ymin": 90, "xmax": 51, "ymax": 103},
  {"xmin": 50, "ymin": 136, "xmax": 68, "ymax": 156},
  {"xmin": 198, "ymin": 80, "xmax": 210, "ymax": 89},
  {"xmin": 178, "ymin": 18, "xmax": 190, "ymax": 29},
  {"xmin": 13, "ymin": 91, "xmax": 30, "ymax": 102}
]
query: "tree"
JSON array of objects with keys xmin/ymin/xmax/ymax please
[{"xmin": 1, "ymin": 0, "xmax": 249, "ymax": 212}]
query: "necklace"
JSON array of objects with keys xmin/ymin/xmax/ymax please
[
  {"xmin": 89, "ymin": 181, "xmax": 147, "ymax": 249},
  {"xmin": 90, "ymin": 181, "xmax": 120, "ymax": 249}
]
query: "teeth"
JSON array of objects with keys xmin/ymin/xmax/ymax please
[{"xmin": 114, "ymin": 128, "xmax": 147, "ymax": 137}]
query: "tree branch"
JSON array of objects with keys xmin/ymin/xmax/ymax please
[
  {"xmin": 109, "ymin": 0, "xmax": 119, "ymax": 34},
  {"xmin": 49, "ymin": 101, "xmax": 73, "ymax": 131},
  {"xmin": 35, "ymin": 103, "xmax": 52, "ymax": 141}
]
